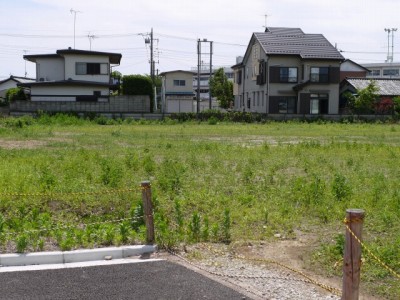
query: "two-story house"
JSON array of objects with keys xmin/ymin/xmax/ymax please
[
  {"xmin": 232, "ymin": 27, "xmax": 344, "ymax": 115},
  {"xmin": 19, "ymin": 48, "xmax": 122, "ymax": 102},
  {"xmin": 160, "ymin": 70, "xmax": 195, "ymax": 113}
]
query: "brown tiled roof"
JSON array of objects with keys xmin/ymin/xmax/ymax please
[
  {"xmin": 345, "ymin": 78, "xmax": 400, "ymax": 96},
  {"xmin": 255, "ymin": 27, "xmax": 344, "ymax": 60}
]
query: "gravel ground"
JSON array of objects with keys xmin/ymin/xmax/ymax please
[{"xmin": 155, "ymin": 243, "xmax": 341, "ymax": 300}]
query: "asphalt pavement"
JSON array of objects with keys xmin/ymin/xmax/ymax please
[{"xmin": 0, "ymin": 260, "xmax": 248, "ymax": 300}]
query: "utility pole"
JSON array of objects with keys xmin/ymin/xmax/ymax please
[
  {"xmin": 150, "ymin": 28, "xmax": 154, "ymax": 83},
  {"xmin": 144, "ymin": 28, "xmax": 159, "ymax": 112},
  {"xmin": 209, "ymin": 41, "xmax": 213, "ymax": 110},
  {"xmin": 391, "ymin": 28, "xmax": 397, "ymax": 62},
  {"xmin": 23, "ymin": 50, "xmax": 27, "ymax": 77},
  {"xmin": 384, "ymin": 28, "xmax": 397, "ymax": 63},
  {"xmin": 70, "ymin": 9, "xmax": 81, "ymax": 49},
  {"xmin": 197, "ymin": 39, "xmax": 213, "ymax": 113},
  {"xmin": 197, "ymin": 39, "xmax": 201, "ymax": 113}
]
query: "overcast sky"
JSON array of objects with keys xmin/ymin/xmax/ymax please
[{"xmin": 1, "ymin": 0, "xmax": 400, "ymax": 79}]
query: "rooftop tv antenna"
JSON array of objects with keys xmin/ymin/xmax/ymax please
[
  {"xmin": 70, "ymin": 9, "xmax": 82, "ymax": 49},
  {"xmin": 262, "ymin": 14, "xmax": 270, "ymax": 29},
  {"xmin": 87, "ymin": 33, "xmax": 97, "ymax": 50}
]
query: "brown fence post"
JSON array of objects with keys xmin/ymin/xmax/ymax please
[
  {"xmin": 342, "ymin": 209, "xmax": 365, "ymax": 300},
  {"xmin": 141, "ymin": 181, "xmax": 155, "ymax": 245}
]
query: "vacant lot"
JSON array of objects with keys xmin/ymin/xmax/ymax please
[{"xmin": 0, "ymin": 115, "xmax": 399, "ymax": 297}]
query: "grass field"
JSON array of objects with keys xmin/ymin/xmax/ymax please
[{"xmin": 0, "ymin": 114, "xmax": 399, "ymax": 297}]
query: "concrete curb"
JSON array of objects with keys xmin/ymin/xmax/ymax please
[{"xmin": 0, "ymin": 245, "xmax": 157, "ymax": 267}]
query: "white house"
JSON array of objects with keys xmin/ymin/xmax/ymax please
[
  {"xmin": 20, "ymin": 48, "xmax": 122, "ymax": 102},
  {"xmin": 160, "ymin": 70, "xmax": 196, "ymax": 113}
]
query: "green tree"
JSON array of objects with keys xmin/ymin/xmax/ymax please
[
  {"xmin": 209, "ymin": 68, "xmax": 233, "ymax": 109},
  {"xmin": 354, "ymin": 81, "xmax": 379, "ymax": 114},
  {"xmin": 393, "ymin": 96, "xmax": 400, "ymax": 114},
  {"xmin": 122, "ymin": 75, "xmax": 154, "ymax": 112},
  {"xmin": 111, "ymin": 70, "xmax": 122, "ymax": 81},
  {"xmin": 5, "ymin": 87, "xmax": 27, "ymax": 104}
]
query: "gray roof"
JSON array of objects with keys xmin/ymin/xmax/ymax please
[
  {"xmin": 0, "ymin": 76, "xmax": 36, "ymax": 85},
  {"xmin": 254, "ymin": 27, "xmax": 344, "ymax": 60},
  {"xmin": 24, "ymin": 48, "xmax": 122, "ymax": 64},
  {"xmin": 345, "ymin": 78, "xmax": 400, "ymax": 96}
]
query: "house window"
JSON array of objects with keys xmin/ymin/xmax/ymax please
[
  {"xmin": 236, "ymin": 70, "xmax": 242, "ymax": 84},
  {"xmin": 383, "ymin": 69, "xmax": 399, "ymax": 76},
  {"xmin": 173, "ymin": 80, "xmax": 186, "ymax": 86},
  {"xmin": 310, "ymin": 93, "xmax": 329, "ymax": 114},
  {"xmin": 310, "ymin": 67, "xmax": 329, "ymax": 83},
  {"xmin": 279, "ymin": 97, "xmax": 297, "ymax": 114},
  {"xmin": 279, "ymin": 67, "xmax": 298, "ymax": 83},
  {"xmin": 76, "ymin": 63, "xmax": 108, "ymax": 75},
  {"xmin": 368, "ymin": 69, "xmax": 380, "ymax": 76}
]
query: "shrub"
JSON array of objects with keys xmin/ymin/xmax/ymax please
[
  {"xmin": 122, "ymin": 75, "xmax": 153, "ymax": 112},
  {"xmin": 6, "ymin": 87, "xmax": 27, "ymax": 104}
]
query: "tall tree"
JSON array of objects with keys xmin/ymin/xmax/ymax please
[{"xmin": 209, "ymin": 68, "xmax": 233, "ymax": 109}]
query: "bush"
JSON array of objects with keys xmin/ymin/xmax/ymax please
[
  {"xmin": 5, "ymin": 87, "xmax": 27, "ymax": 104},
  {"xmin": 122, "ymin": 75, "xmax": 153, "ymax": 112}
]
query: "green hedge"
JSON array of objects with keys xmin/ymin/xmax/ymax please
[{"xmin": 122, "ymin": 75, "xmax": 153, "ymax": 112}]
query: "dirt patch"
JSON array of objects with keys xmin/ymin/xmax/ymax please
[
  {"xmin": 0, "ymin": 137, "xmax": 73, "ymax": 149},
  {"xmin": 154, "ymin": 233, "xmax": 383, "ymax": 299},
  {"xmin": 0, "ymin": 140, "xmax": 48, "ymax": 149}
]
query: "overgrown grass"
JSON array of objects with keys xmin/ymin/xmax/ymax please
[{"xmin": 0, "ymin": 114, "xmax": 399, "ymax": 297}]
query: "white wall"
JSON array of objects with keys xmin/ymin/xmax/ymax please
[
  {"xmin": 64, "ymin": 54, "xmax": 109, "ymax": 83},
  {"xmin": 164, "ymin": 72, "xmax": 194, "ymax": 92},
  {"xmin": 30, "ymin": 85, "xmax": 109, "ymax": 101},
  {"xmin": 0, "ymin": 80, "xmax": 18, "ymax": 98},
  {"xmin": 166, "ymin": 98, "xmax": 194, "ymax": 113},
  {"xmin": 36, "ymin": 58, "xmax": 65, "ymax": 81}
]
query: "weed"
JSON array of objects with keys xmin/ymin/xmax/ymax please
[
  {"xmin": 189, "ymin": 212, "xmax": 201, "ymax": 242},
  {"xmin": 130, "ymin": 202, "xmax": 144, "ymax": 230},
  {"xmin": 16, "ymin": 234, "xmax": 28, "ymax": 253},
  {"xmin": 202, "ymin": 216, "xmax": 210, "ymax": 241},
  {"xmin": 332, "ymin": 173, "xmax": 351, "ymax": 201},
  {"xmin": 119, "ymin": 221, "xmax": 130, "ymax": 243},
  {"xmin": 222, "ymin": 208, "xmax": 231, "ymax": 243},
  {"xmin": 174, "ymin": 199, "xmax": 184, "ymax": 235},
  {"xmin": 0, "ymin": 213, "xmax": 4, "ymax": 233}
]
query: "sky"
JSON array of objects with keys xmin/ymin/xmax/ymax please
[{"xmin": 1, "ymin": 0, "xmax": 400, "ymax": 79}]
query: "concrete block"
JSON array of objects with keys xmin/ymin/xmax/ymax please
[
  {"xmin": 122, "ymin": 245, "xmax": 157, "ymax": 257},
  {"xmin": 0, "ymin": 251, "xmax": 63, "ymax": 266},
  {"xmin": 63, "ymin": 247, "xmax": 123, "ymax": 263}
]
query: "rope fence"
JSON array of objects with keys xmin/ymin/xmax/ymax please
[
  {"xmin": 0, "ymin": 185, "xmax": 150, "ymax": 198},
  {"xmin": 344, "ymin": 219, "xmax": 400, "ymax": 280}
]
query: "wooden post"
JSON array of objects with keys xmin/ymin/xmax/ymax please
[
  {"xmin": 342, "ymin": 209, "xmax": 365, "ymax": 300},
  {"xmin": 141, "ymin": 181, "xmax": 155, "ymax": 245}
]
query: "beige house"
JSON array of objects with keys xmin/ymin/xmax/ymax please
[
  {"xmin": 160, "ymin": 70, "xmax": 195, "ymax": 113},
  {"xmin": 232, "ymin": 27, "xmax": 344, "ymax": 115}
]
